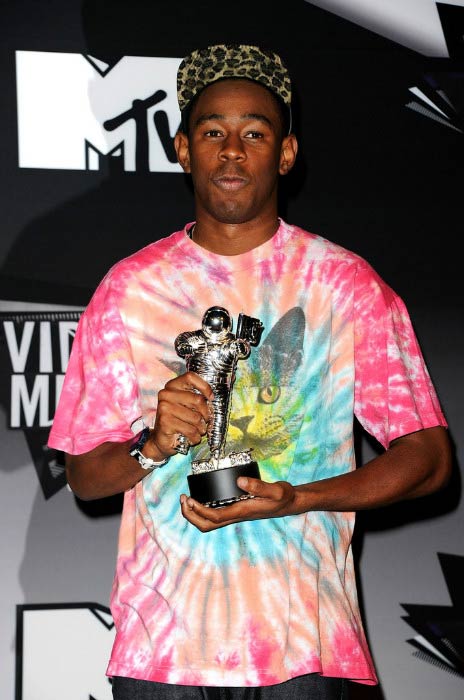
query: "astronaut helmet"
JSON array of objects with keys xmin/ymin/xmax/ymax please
[{"xmin": 202, "ymin": 306, "xmax": 232, "ymax": 338}]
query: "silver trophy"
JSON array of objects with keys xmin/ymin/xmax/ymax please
[{"xmin": 174, "ymin": 306, "xmax": 264, "ymax": 507}]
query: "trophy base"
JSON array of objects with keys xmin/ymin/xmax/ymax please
[{"xmin": 188, "ymin": 451, "xmax": 260, "ymax": 508}]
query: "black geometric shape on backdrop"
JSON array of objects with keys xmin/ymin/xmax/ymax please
[
  {"xmin": 83, "ymin": 54, "xmax": 124, "ymax": 76},
  {"xmin": 401, "ymin": 553, "xmax": 464, "ymax": 678},
  {"xmin": 426, "ymin": 70, "xmax": 464, "ymax": 115},
  {"xmin": 437, "ymin": 3, "xmax": 464, "ymax": 59},
  {"xmin": 85, "ymin": 139, "xmax": 126, "ymax": 173},
  {"xmin": 23, "ymin": 429, "xmax": 67, "ymax": 499}
]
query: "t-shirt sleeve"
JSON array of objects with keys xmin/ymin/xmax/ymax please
[
  {"xmin": 47, "ymin": 273, "xmax": 140, "ymax": 455},
  {"xmin": 353, "ymin": 261, "xmax": 447, "ymax": 449}
]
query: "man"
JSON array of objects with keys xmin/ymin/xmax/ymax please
[{"xmin": 48, "ymin": 44, "xmax": 451, "ymax": 699}]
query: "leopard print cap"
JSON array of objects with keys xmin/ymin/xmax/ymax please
[{"xmin": 177, "ymin": 44, "xmax": 292, "ymax": 113}]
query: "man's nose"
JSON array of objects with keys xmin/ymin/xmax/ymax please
[{"xmin": 219, "ymin": 134, "xmax": 245, "ymax": 160}]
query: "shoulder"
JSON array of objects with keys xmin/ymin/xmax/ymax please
[
  {"xmin": 89, "ymin": 228, "xmax": 184, "ymax": 295},
  {"xmin": 80, "ymin": 228, "xmax": 185, "ymax": 321},
  {"xmin": 282, "ymin": 221, "xmax": 401, "ymax": 307},
  {"xmin": 283, "ymin": 221, "xmax": 387, "ymax": 286},
  {"xmin": 282, "ymin": 220, "xmax": 370, "ymax": 267},
  {"xmin": 107, "ymin": 228, "xmax": 185, "ymax": 279}
]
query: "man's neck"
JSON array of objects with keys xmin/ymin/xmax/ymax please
[{"xmin": 191, "ymin": 216, "xmax": 280, "ymax": 256}]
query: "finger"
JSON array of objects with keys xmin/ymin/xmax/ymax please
[
  {"xmin": 180, "ymin": 495, "xmax": 237, "ymax": 531},
  {"xmin": 236, "ymin": 478, "xmax": 296, "ymax": 514},
  {"xmin": 236, "ymin": 477, "xmax": 276, "ymax": 497},
  {"xmin": 159, "ymin": 387, "xmax": 211, "ymax": 424},
  {"xmin": 158, "ymin": 400, "xmax": 208, "ymax": 432},
  {"xmin": 166, "ymin": 371, "xmax": 214, "ymax": 400},
  {"xmin": 151, "ymin": 412, "xmax": 205, "ymax": 454},
  {"xmin": 179, "ymin": 493, "xmax": 266, "ymax": 530},
  {"xmin": 158, "ymin": 419, "xmax": 204, "ymax": 448},
  {"xmin": 156, "ymin": 390, "xmax": 210, "ymax": 433},
  {"xmin": 180, "ymin": 494, "xmax": 222, "ymax": 532}
]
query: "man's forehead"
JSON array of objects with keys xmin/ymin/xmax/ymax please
[{"xmin": 191, "ymin": 79, "xmax": 282, "ymax": 117}]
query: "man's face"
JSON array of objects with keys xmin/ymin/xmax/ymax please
[{"xmin": 176, "ymin": 79, "xmax": 293, "ymax": 226}]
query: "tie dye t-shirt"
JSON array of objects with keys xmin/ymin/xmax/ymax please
[{"xmin": 48, "ymin": 220, "xmax": 446, "ymax": 687}]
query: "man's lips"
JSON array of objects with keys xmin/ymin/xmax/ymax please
[{"xmin": 212, "ymin": 173, "xmax": 248, "ymax": 191}]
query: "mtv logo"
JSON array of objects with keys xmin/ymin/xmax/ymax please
[
  {"xmin": 16, "ymin": 603, "xmax": 116, "ymax": 700},
  {"xmin": 16, "ymin": 51, "xmax": 183, "ymax": 173}
]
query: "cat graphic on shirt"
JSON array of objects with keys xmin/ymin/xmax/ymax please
[{"xmin": 168, "ymin": 307, "xmax": 306, "ymax": 463}]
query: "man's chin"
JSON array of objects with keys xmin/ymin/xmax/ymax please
[{"xmin": 211, "ymin": 204, "xmax": 255, "ymax": 226}]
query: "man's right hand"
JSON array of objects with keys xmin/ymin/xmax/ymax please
[{"xmin": 147, "ymin": 371, "xmax": 213, "ymax": 460}]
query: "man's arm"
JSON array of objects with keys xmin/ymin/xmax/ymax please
[
  {"xmin": 180, "ymin": 425, "xmax": 452, "ymax": 531},
  {"xmin": 66, "ymin": 372, "xmax": 213, "ymax": 501}
]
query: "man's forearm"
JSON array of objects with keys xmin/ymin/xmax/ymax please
[
  {"xmin": 292, "ymin": 425, "xmax": 452, "ymax": 514},
  {"xmin": 65, "ymin": 437, "xmax": 167, "ymax": 501}
]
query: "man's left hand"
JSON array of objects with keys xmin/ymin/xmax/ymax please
[{"xmin": 180, "ymin": 477, "xmax": 298, "ymax": 531}]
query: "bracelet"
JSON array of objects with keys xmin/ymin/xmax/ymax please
[{"xmin": 129, "ymin": 427, "xmax": 169, "ymax": 470}]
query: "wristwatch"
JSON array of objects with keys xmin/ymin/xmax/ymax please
[{"xmin": 129, "ymin": 427, "xmax": 169, "ymax": 470}]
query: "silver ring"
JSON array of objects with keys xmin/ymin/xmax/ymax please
[{"xmin": 174, "ymin": 433, "xmax": 190, "ymax": 455}]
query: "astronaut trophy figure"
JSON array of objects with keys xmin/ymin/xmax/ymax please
[
  {"xmin": 175, "ymin": 307, "xmax": 250, "ymax": 461},
  {"xmin": 174, "ymin": 306, "xmax": 264, "ymax": 507}
]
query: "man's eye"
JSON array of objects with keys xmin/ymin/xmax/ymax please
[
  {"xmin": 245, "ymin": 131, "xmax": 263, "ymax": 139},
  {"xmin": 205, "ymin": 129, "xmax": 223, "ymax": 137}
]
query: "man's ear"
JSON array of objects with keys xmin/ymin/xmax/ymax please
[
  {"xmin": 279, "ymin": 134, "xmax": 298, "ymax": 176},
  {"xmin": 174, "ymin": 131, "xmax": 191, "ymax": 173}
]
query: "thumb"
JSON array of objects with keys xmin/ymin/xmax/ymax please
[{"xmin": 237, "ymin": 476, "xmax": 269, "ymax": 495}]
